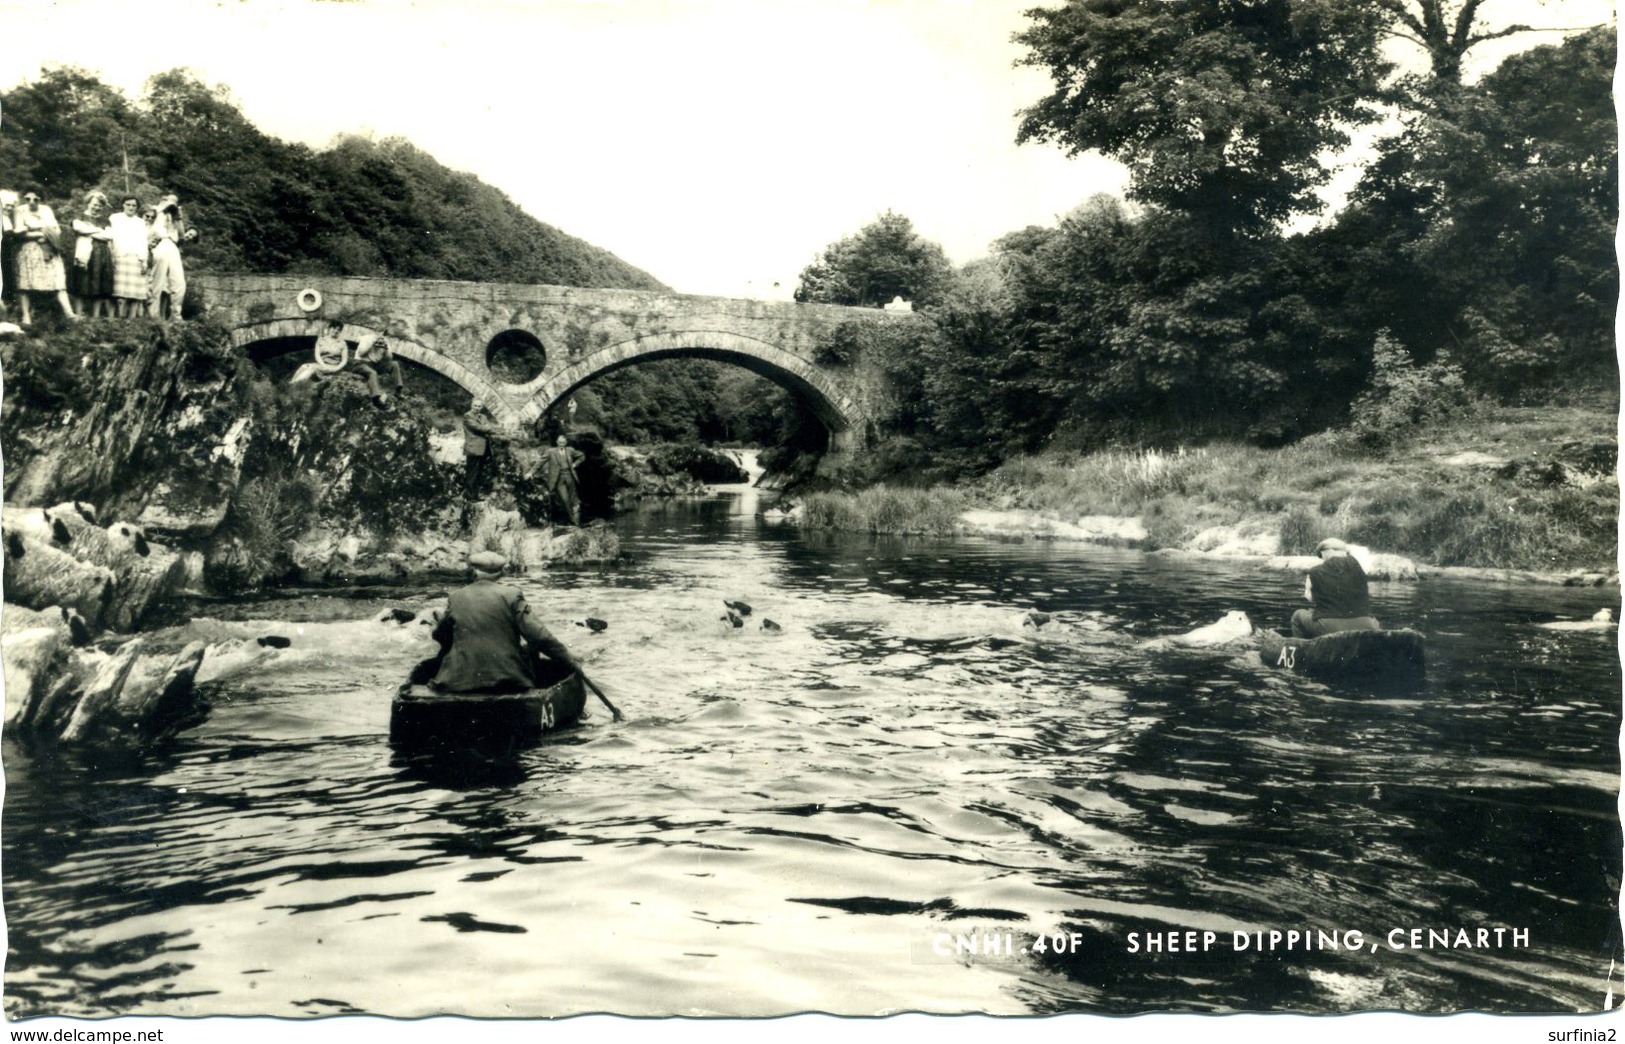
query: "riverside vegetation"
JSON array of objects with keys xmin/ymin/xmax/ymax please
[
  {"xmin": 799, "ymin": 391, "xmax": 1618, "ymax": 576},
  {"xmin": 791, "ymin": 285, "xmax": 1616, "ymax": 575},
  {"xmin": 790, "ymin": 243, "xmax": 1615, "ymax": 575},
  {"xmin": 785, "ymin": 16, "xmax": 1616, "ymax": 579}
]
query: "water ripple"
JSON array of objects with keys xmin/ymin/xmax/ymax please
[{"xmin": 4, "ymin": 498, "xmax": 1617, "ymax": 1017}]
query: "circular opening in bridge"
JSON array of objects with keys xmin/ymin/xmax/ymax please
[{"xmin": 485, "ymin": 329, "xmax": 548, "ymax": 384}]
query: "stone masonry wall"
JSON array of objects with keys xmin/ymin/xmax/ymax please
[{"xmin": 193, "ymin": 274, "xmax": 920, "ymax": 449}]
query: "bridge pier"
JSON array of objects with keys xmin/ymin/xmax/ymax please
[{"xmin": 822, "ymin": 426, "xmax": 859, "ymax": 468}]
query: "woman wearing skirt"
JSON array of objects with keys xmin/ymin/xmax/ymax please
[
  {"xmin": 69, "ymin": 192, "xmax": 115, "ymax": 318},
  {"xmin": 108, "ymin": 196, "xmax": 149, "ymax": 317},
  {"xmin": 11, "ymin": 189, "xmax": 75, "ymax": 324}
]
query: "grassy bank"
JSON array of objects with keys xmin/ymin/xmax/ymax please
[
  {"xmin": 802, "ymin": 404, "xmax": 1619, "ymax": 573},
  {"xmin": 800, "ymin": 484, "xmax": 970, "ymax": 535}
]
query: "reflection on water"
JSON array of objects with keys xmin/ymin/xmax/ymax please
[{"xmin": 4, "ymin": 484, "xmax": 1620, "ymax": 1017}]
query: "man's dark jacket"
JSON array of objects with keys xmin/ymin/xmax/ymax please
[
  {"xmin": 431, "ymin": 578, "xmax": 573, "ymax": 692},
  {"xmin": 1308, "ymin": 554, "xmax": 1372, "ymax": 620}
]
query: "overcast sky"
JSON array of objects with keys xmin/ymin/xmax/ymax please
[{"xmin": 3, "ymin": 0, "xmax": 1612, "ymax": 299}]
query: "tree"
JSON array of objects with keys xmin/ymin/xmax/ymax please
[
  {"xmin": 963, "ymin": 191, "xmax": 1364, "ymax": 447},
  {"xmin": 0, "ymin": 67, "xmax": 134, "ymax": 198},
  {"xmin": 130, "ymin": 71, "xmax": 317, "ymax": 272},
  {"xmin": 794, "ymin": 211, "xmax": 953, "ymax": 309},
  {"xmin": 1339, "ymin": 25, "xmax": 1617, "ymax": 395},
  {"xmin": 1015, "ymin": 0, "xmax": 1391, "ymax": 233},
  {"xmin": 1, "ymin": 67, "xmax": 670, "ymax": 290},
  {"xmin": 1368, "ymin": 0, "xmax": 1597, "ymax": 85}
]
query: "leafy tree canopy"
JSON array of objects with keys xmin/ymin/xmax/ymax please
[
  {"xmin": 0, "ymin": 67, "xmax": 132, "ymax": 196},
  {"xmin": 1371, "ymin": 0, "xmax": 1578, "ymax": 86},
  {"xmin": 794, "ymin": 210, "xmax": 954, "ymax": 309},
  {"xmin": 1015, "ymin": 0, "xmax": 1392, "ymax": 232},
  {"xmin": 1342, "ymin": 25, "xmax": 1617, "ymax": 394}
]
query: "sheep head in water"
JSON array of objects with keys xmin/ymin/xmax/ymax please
[{"xmin": 1169, "ymin": 610, "xmax": 1255, "ymax": 648}]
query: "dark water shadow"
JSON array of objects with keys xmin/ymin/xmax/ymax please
[{"xmin": 390, "ymin": 749, "xmax": 530, "ymax": 789}]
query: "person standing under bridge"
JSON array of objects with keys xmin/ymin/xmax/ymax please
[
  {"xmin": 462, "ymin": 398, "xmax": 503, "ymax": 503},
  {"xmin": 540, "ymin": 435, "xmax": 586, "ymax": 526}
]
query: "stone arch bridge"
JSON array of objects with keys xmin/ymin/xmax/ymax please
[{"xmin": 194, "ymin": 274, "xmax": 912, "ymax": 461}]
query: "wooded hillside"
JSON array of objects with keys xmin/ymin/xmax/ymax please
[{"xmin": 1, "ymin": 68, "xmax": 666, "ymax": 291}]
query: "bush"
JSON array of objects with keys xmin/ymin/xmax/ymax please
[
  {"xmin": 1337, "ymin": 478, "xmax": 1617, "ymax": 571},
  {"xmin": 800, "ymin": 485, "xmax": 966, "ymax": 535},
  {"xmin": 812, "ymin": 316, "xmax": 935, "ymax": 371},
  {"xmin": 208, "ymin": 475, "xmax": 319, "ymax": 591},
  {"xmin": 306, "ymin": 391, "xmax": 456, "ymax": 537},
  {"xmin": 813, "ymin": 321, "xmax": 863, "ymax": 366},
  {"xmin": 1, "ymin": 328, "xmax": 96, "ymax": 413},
  {"xmin": 1277, "ymin": 504, "xmax": 1324, "ymax": 555},
  {"xmin": 1459, "ymin": 309, "xmax": 1550, "ymax": 393},
  {"xmin": 1346, "ymin": 332, "xmax": 1473, "ymax": 449},
  {"xmin": 975, "ymin": 447, "xmax": 1215, "ymax": 517}
]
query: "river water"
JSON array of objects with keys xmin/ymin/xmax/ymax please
[{"xmin": 3, "ymin": 478, "xmax": 1620, "ymax": 1018}]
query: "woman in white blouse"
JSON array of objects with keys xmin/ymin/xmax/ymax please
[
  {"xmin": 12, "ymin": 188, "xmax": 75, "ymax": 324},
  {"xmin": 69, "ymin": 191, "xmax": 115, "ymax": 318},
  {"xmin": 108, "ymin": 196, "xmax": 150, "ymax": 318}
]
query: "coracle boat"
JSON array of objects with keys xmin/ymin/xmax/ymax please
[
  {"xmin": 1255, "ymin": 627, "xmax": 1426, "ymax": 680},
  {"xmin": 390, "ymin": 658, "xmax": 587, "ymax": 755}
]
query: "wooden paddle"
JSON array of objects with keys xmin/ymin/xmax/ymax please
[{"xmin": 579, "ymin": 672, "xmax": 624, "ymax": 722}]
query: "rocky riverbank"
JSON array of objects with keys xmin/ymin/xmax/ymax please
[
  {"xmin": 782, "ymin": 496, "xmax": 1615, "ymax": 587},
  {"xmin": 608, "ymin": 444, "xmax": 751, "ymax": 503},
  {"xmin": 947, "ymin": 509, "xmax": 1617, "ymax": 588},
  {"xmin": 1, "ymin": 319, "xmax": 781, "ymax": 746},
  {"xmin": 0, "ymin": 319, "xmax": 627, "ymax": 745},
  {"xmin": 0, "ymin": 318, "xmax": 644, "ymax": 581}
]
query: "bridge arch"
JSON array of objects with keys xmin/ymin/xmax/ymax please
[
  {"xmin": 516, "ymin": 330, "xmax": 866, "ymax": 442},
  {"xmin": 226, "ymin": 318, "xmax": 872, "ymax": 452}
]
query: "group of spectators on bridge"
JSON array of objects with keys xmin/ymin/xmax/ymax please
[{"xmin": 1, "ymin": 187, "xmax": 196, "ymax": 325}]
